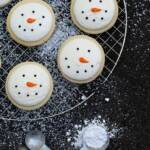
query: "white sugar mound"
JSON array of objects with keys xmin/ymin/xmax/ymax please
[
  {"xmin": 67, "ymin": 116, "xmax": 122, "ymax": 150},
  {"xmin": 83, "ymin": 125, "xmax": 109, "ymax": 150},
  {"xmin": 75, "ymin": 124, "xmax": 109, "ymax": 150}
]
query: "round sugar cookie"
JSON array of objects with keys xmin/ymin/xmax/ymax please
[
  {"xmin": 0, "ymin": 0, "xmax": 12, "ymax": 8},
  {"xmin": 57, "ymin": 35, "xmax": 105, "ymax": 84},
  {"xmin": 5, "ymin": 62, "xmax": 53, "ymax": 110},
  {"xmin": 71, "ymin": 0, "xmax": 119, "ymax": 34},
  {"xmin": 7, "ymin": 0, "xmax": 55, "ymax": 47}
]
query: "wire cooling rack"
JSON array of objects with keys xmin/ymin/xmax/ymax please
[{"xmin": 0, "ymin": 0, "xmax": 127, "ymax": 121}]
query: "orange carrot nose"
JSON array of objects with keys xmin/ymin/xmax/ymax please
[
  {"xmin": 26, "ymin": 82, "xmax": 37, "ymax": 87},
  {"xmin": 27, "ymin": 18, "xmax": 36, "ymax": 24},
  {"xmin": 91, "ymin": 7, "xmax": 102, "ymax": 13},
  {"xmin": 79, "ymin": 57, "xmax": 89, "ymax": 63}
]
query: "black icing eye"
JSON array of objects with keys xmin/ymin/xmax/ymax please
[
  {"xmin": 23, "ymin": 29, "xmax": 26, "ymax": 32},
  {"xmin": 22, "ymin": 74, "xmax": 25, "ymax": 77},
  {"xmin": 84, "ymin": 70, "xmax": 87, "ymax": 73},
  {"xmin": 99, "ymin": 0, "xmax": 102, "ymax": 3},
  {"xmin": 91, "ymin": 65, "xmax": 94, "ymax": 68},
  {"xmin": 40, "ymin": 84, "xmax": 42, "ymax": 87},
  {"xmin": 39, "ymin": 23, "xmax": 42, "ymax": 26},
  {"xmin": 88, "ymin": 50, "xmax": 91, "ymax": 53},
  {"xmin": 18, "ymin": 25, "xmax": 21, "ymax": 28},
  {"xmin": 31, "ymin": 29, "xmax": 34, "ymax": 32},
  {"xmin": 76, "ymin": 70, "xmax": 79, "ymax": 74},
  {"xmin": 65, "ymin": 57, "xmax": 68, "ymax": 60},
  {"xmin": 77, "ymin": 48, "xmax": 80, "ymax": 51},
  {"xmin": 89, "ymin": 0, "xmax": 92, "ymax": 2},
  {"xmin": 85, "ymin": 17, "xmax": 89, "ymax": 20},
  {"xmin": 18, "ymin": 92, "xmax": 21, "ymax": 95},
  {"xmin": 32, "ymin": 10, "xmax": 35, "ymax": 13},
  {"xmin": 35, "ymin": 93, "xmax": 38, "ymax": 95},
  {"xmin": 27, "ymin": 94, "xmax": 30, "ymax": 97},
  {"xmin": 42, "ymin": 16, "xmax": 45, "ymax": 18},
  {"xmin": 67, "ymin": 66, "xmax": 70, "ymax": 69},
  {"xmin": 105, "ymin": 10, "xmax": 108, "ymax": 13},
  {"xmin": 15, "ymin": 85, "xmax": 18, "ymax": 88},
  {"xmin": 81, "ymin": 11, "xmax": 84, "ymax": 14},
  {"xmin": 101, "ymin": 17, "xmax": 104, "ymax": 20},
  {"xmin": 34, "ymin": 74, "xmax": 37, "ymax": 77},
  {"xmin": 21, "ymin": 13, "xmax": 24, "ymax": 16}
]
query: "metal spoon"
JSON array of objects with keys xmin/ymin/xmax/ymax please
[{"xmin": 25, "ymin": 131, "xmax": 50, "ymax": 150}]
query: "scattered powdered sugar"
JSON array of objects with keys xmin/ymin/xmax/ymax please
[
  {"xmin": 66, "ymin": 116, "xmax": 122, "ymax": 150},
  {"xmin": 104, "ymin": 98, "xmax": 110, "ymax": 102}
]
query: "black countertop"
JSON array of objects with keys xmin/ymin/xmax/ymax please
[{"xmin": 0, "ymin": 0, "xmax": 150, "ymax": 149}]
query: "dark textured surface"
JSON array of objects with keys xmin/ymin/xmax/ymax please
[{"xmin": 0, "ymin": 0, "xmax": 149, "ymax": 150}]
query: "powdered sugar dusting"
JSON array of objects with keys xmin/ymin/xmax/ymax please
[{"xmin": 66, "ymin": 116, "xmax": 122, "ymax": 149}]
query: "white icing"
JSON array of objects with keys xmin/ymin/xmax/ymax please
[
  {"xmin": 7, "ymin": 62, "xmax": 52, "ymax": 107},
  {"xmin": 82, "ymin": 125, "xmax": 109, "ymax": 150},
  {"xmin": 59, "ymin": 36, "xmax": 105, "ymax": 81},
  {"xmin": 10, "ymin": 2, "xmax": 54, "ymax": 42},
  {"xmin": 73, "ymin": 0, "xmax": 116, "ymax": 30},
  {"xmin": 0, "ymin": 0, "xmax": 11, "ymax": 7}
]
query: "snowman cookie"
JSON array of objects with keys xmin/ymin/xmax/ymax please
[
  {"xmin": 5, "ymin": 62, "xmax": 53, "ymax": 110},
  {"xmin": 71, "ymin": 0, "xmax": 119, "ymax": 34},
  {"xmin": 7, "ymin": 0, "xmax": 55, "ymax": 47},
  {"xmin": 57, "ymin": 35, "xmax": 105, "ymax": 84},
  {"xmin": 0, "ymin": 0, "xmax": 12, "ymax": 8}
]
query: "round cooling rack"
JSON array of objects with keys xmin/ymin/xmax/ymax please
[{"xmin": 0, "ymin": 0, "xmax": 127, "ymax": 121}]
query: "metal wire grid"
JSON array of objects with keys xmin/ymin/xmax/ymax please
[{"xmin": 0, "ymin": 0, "xmax": 127, "ymax": 121}]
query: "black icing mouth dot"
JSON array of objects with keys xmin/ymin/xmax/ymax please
[
  {"xmin": 81, "ymin": 11, "xmax": 84, "ymax": 14},
  {"xmin": 32, "ymin": 10, "xmax": 35, "ymax": 14},
  {"xmin": 21, "ymin": 13, "xmax": 24, "ymax": 16},
  {"xmin": 89, "ymin": 0, "xmax": 92, "ymax": 2},
  {"xmin": 22, "ymin": 74, "xmax": 25, "ymax": 77},
  {"xmin": 18, "ymin": 25, "xmax": 21, "ymax": 28},
  {"xmin": 35, "ymin": 93, "xmax": 38, "ymax": 95},
  {"xmin": 88, "ymin": 50, "xmax": 91, "ymax": 53},
  {"xmin": 93, "ymin": 19, "xmax": 96, "ymax": 22},
  {"xmin": 101, "ymin": 17, "xmax": 104, "ymax": 20},
  {"xmin": 15, "ymin": 85, "xmax": 18, "ymax": 88},
  {"xmin": 85, "ymin": 17, "xmax": 89, "ymax": 20},
  {"xmin": 105, "ymin": 10, "xmax": 108, "ymax": 13},
  {"xmin": 27, "ymin": 94, "xmax": 30, "ymax": 97},
  {"xmin": 42, "ymin": 16, "xmax": 45, "ymax": 19},
  {"xmin": 18, "ymin": 92, "xmax": 21, "ymax": 95},
  {"xmin": 40, "ymin": 84, "xmax": 42, "ymax": 87},
  {"xmin": 67, "ymin": 66, "xmax": 70, "ymax": 69},
  {"xmin": 77, "ymin": 48, "xmax": 80, "ymax": 51},
  {"xmin": 76, "ymin": 70, "xmax": 79, "ymax": 74},
  {"xmin": 91, "ymin": 65, "xmax": 94, "ymax": 68},
  {"xmin": 99, "ymin": 0, "xmax": 102, "ymax": 3},
  {"xmin": 31, "ymin": 29, "xmax": 34, "ymax": 32},
  {"xmin": 23, "ymin": 29, "xmax": 26, "ymax": 32},
  {"xmin": 84, "ymin": 70, "xmax": 87, "ymax": 73},
  {"xmin": 34, "ymin": 74, "xmax": 37, "ymax": 77},
  {"xmin": 39, "ymin": 23, "xmax": 42, "ymax": 26},
  {"xmin": 65, "ymin": 57, "xmax": 68, "ymax": 60}
]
